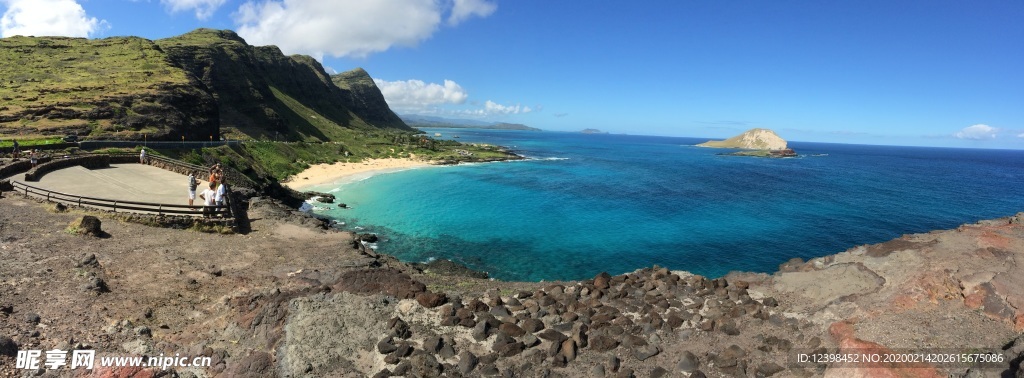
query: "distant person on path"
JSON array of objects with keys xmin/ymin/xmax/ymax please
[
  {"xmin": 29, "ymin": 150, "xmax": 38, "ymax": 168},
  {"xmin": 187, "ymin": 171, "xmax": 198, "ymax": 207},
  {"xmin": 139, "ymin": 148, "xmax": 147, "ymax": 164},
  {"xmin": 12, "ymin": 140, "xmax": 19, "ymax": 159},
  {"xmin": 198, "ymin": 182, "xmax": 216, "ymax": 218}
]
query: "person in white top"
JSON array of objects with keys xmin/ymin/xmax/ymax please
[
  {"xmin": 215, "ymin": 181, "xmax": 227, "ymax": 208},
  {"xmin": 198, "ymin": 182, "xmax": 217, "ymax": 218},
  {"xmin": 139, "ymin": 148, "xmax": 147, "ymax": 164}
]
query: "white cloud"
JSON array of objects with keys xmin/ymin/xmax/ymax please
[
  {"xmin": 484, "ymin": 100, "xmax": 531, "ymax": 115},
  {"xmin": 233, "ymin": 0, "xmax": 496, "ymax": 60},
  {"xmin": 161, "ymin": 0, "xmax": 227, "ymax": 20},
  {"xmin": 954, "ymin": 124, "xmax": 998, "ymax": 140},
  {"xmin": 0, "ymin": 0, "xmax": 107, "ymax": 38},
  {"xmin": 375, "ymin": 77, "xmax": 532, "ymax": 118},
  {"xmin": 448, "ymin": 0, "xmax": 497, "ymax": 25},
  {"xmin": 374, "ymin": 78, "xmax": 469, "ymax": 112}
]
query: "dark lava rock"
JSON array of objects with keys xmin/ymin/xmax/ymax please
[
  {"xmin": 492, "ymin": 332, "xmax": 514, "ymax": 351},
  {"xmin": 714, "ymin": 344, "xmax": 746, "ymax": 367},
  {"xmin": 0, "ymin": 336, "xmax": 17, "ymax": 357},
  {"xmin": 499, "ymin": 322, "xmax": 526, "ymax": 337},
  {"xmin": 409, "ymin": 353, "xmax": 442, "ymax": 378},
  {"xmin": 70, "ymin": 216, "xmax": 104, "ymax": 237},
  {"xmin": 717, "ymin": 319, "xmax": 740, "ymax": 335},
  {"xmin": 416, "ymin": 292, "xmax": 448, "ymax": 308},
  {"xmin": 677, "ymin": 351, "xmax": 699, "ymax": 373},
  {"xmin": 762, "ymin": 296, "xmax": 779, "ymax": 307},
  {"xmin": 632, "ymin": 345, "xmax": 660, "ymax": 361},
  {"xmin": 498, "ymin": 341, "xmax": 526, "ymax": 357},
  {"xmin": 24, "ymin": 313, "xmax": 40, "ymax": 324},
  {"xmin": 388, "ymin": 317, "xmax": 412, "ymax": 339},
  {"xmin": 335, "ymin": 268, "xmax": 426, "ymax": 299},
  {"xmin": 472, "ymin": 320, "xmax": 490, "ymax": 341},
  {"xmin": 83, "ymin": 277, "xmax": 109, "ymax": 293},
  {"xmin": 135, "ymin": 326, "xmax": 151, "ymax": 337},
  {"xmin": 458, "ymin": 351, "xmax": 478, "ymax": 375},
  {"xmin": 537, "ymin": 329, "xmax": 567, "ymax": 343},
  {"xmin": 79, "ymin": 253, "xmax": 100, "ymax": 268},
  {"xmin": 521, "ymin": 318, "xmax": 545, "ymax": 333},
  {"xmin": 439, "ymin": 344, "xmax": 456, "ymax": 360},
  {"xmin": 393, "ymin": 343, "xmax": 413, "ymax": 358},
  {"xmin": 594, "ymin": 272, "xmax": 612, "ymax": 290},
  {"xmin": 392, "ymin": 360, "xmax": 411, "ymax": 376},
  {"xmin": 590, "ymin": 335, "xmax": 619, "ymax": 352},
  {"xmin": 422, "ymin": 336, "xmax": 443, "ymax": 354},
  {"xmin": 650, "ymin": 366, "xmax": 669, "ymax": 378},
  {"xmin": 522, "ymin": 333, "xmax": 540, "ymax": 348},
  {"xmin": 561, "ymin": 339, "xmax": 578, "ymax": 362},
  {"xmin": 489, "ymin": 305, "xmax": 511, "ymax": 318},
  {"xmin": 377, "ymin": 337, "xmax": 397, "ymax": 354},
  {"xmin": 756, "ymin": 362, "xmax": 786, "ymax": 376},
  {"xmin": 480, "ymin": 364, "xmax": 499, "ymax": 376}
]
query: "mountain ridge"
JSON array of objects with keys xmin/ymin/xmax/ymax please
[{"xmin": 0, "ymin": 28, "xmax": 410, "ymax": 142}]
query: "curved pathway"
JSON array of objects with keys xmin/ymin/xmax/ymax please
[{"xmin": 17, "ymin": 164, "xmax": 201, "ymax": 205}]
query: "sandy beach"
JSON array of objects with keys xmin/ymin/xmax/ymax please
[{"xmin": 283, "ymin": 157, "xmax": 434, "ymax": 191}]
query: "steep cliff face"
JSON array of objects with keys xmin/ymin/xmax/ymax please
[
  {"xmin": 156, "ymin": 29, "xmax": 412, "ymax": 141},
  {"xmin": 0, "ymin": 35, "xmax": 218, "ymax": 141},
  {"xmin": 0, "ymin": 29, "xmax": 411, "ymax": 142},
  {"xmin": 331, "ymin": 68, "xmax": 407, "ymax": 130},
  {"xmin": 697, "ymin": 128, "xmax": 788, "ymax": 150}
]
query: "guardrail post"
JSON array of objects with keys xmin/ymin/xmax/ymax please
[{"xmin": 158, "ymin": 204, "xmax": 162, "ymax": 216}]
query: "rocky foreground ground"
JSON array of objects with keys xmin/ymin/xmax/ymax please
[{"xmin": 1, "ymin": 192, "xmax": 1023, "ymax": 377}]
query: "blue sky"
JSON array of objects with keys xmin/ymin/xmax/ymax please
[{"xmin": 1, "ymin": 1, "xmax": 1022, "ymax": 148}]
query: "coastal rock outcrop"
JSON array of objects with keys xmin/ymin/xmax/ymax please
[{"xmin": 697, "ymin": 128, "xmax": 788, "ymax": 150}]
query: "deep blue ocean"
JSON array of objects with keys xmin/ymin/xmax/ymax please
[{"xmin": 308, "ymin": 129, "xmax": 1024, "ymax": 281}]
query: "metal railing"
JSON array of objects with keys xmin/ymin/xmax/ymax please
[{"xmin": 9, "ymin": 180, "xmax": 230, "ymax": 217}]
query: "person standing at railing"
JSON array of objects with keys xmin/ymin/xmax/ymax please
[
  {"xmin": 139, "ymin": 148, "xmax": 147, "ymax": 164},
  {"xmin": 198, "ymin": 182, "xmax": 216, "ymax": 218},
  {"xmin": 29, "ymin": 149, "xmax": 38, "ymax": 168},
  {"xmin": 187, "ymin": 171, "xmax": 198, "ymax": 207}
]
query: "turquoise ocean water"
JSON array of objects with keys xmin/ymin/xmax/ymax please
[{"xmin": 307, "ymin": 129, "xmax": 1024, "ymax": 281}]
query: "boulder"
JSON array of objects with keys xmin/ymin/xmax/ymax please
[
  {"xmin": 677, "ymin": 351, "xmax": 699, "ymax": 373},
  {"xmin": 68, "ymin": 216, "xmax": 104, "ymax": 237},
  {"xmin": 457, "ymin": 351, "xmax": 478, "ymax": 375},
  {"xmin": 409, "ymin": 353, "xmax": 442, "ymax": 378},
  {"xmin": 416, "ymin": 292, "xmax": 448, "ymax": 308},
  {"xmin": 632, "ymin": 345, "xmax": 660, "ymax": 361},
  {"xmin": 0, "ymin": 336, "xmax": 17, "ymax": 357}
]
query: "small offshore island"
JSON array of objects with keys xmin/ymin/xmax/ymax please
[{"xmin": 697, "ymin": 128, "xmax": 798, "ymax": 157}]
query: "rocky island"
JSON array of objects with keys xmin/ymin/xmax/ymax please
[{"xmin": 697, "ymin": 128, "xmax": 797, "ymax": 157}]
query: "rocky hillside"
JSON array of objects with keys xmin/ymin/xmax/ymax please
[
  {"xmin": 2, "ymin": 190, "xmax": 1022, "ymax": 377},
  {"xmin": 697, "ymin": 128, "xmax": 788, "ymax": 150},
  {"xmin": 0, "ymin": 35, "xmax": 217, "ymax": 141},
  {"xmin": 0, "ymin": 29, "xmax": 411, "ymax": 142}
]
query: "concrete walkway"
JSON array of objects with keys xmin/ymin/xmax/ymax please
[{"xmin": 16, "ymin": 164, "xmax": 207, "ymax": 205}]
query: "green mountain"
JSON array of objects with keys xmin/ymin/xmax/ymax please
[{"xmin": 0, "ymin": 28, "xmax": 411, "ymax": 142}]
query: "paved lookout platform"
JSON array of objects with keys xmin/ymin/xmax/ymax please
[{"xmin": 17, "ymin": 164, "xmax": 205, "ymax": 205}]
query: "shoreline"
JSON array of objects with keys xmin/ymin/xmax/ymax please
[{"xmin": 282, "ymin": 157, "xmax": 435, "ymax": 191}]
